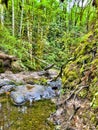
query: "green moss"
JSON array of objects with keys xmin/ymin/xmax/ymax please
[
  {"xmin": 0, "ymin": 96, "xmax": 9, "ymax": 103},
  {"xmin": 39, "ymin": 77, "xmax": 48, "ymax": 85},
  {"xmin": 92, "ymin": 59, "xmax": 98, "ymax": 67},
  {"xmin": 80, "ymin": 32, "xmax": 93, "ymax": 42},
  {"xmin": 78, "ymin": 89, "xmax": 88, "ymax": 98},
  {"xmin": 67, "ymin": 71, "xmax": 78, "ymax": 81},
  {"xmin": 91, "ymin": 92, "xmax": 98, "ymax": 109},
  {"xmin": 0, "ymin": 99, "xmax": 55, "ymax": 130},
  {"xmin": 90, "ymin": 85, "xmax": 98, "ymax": 97},
  {"xmin": 62, "ymin": 29, "xmax": 98, "ymax": 108},
  {"xmin": 76, "ymin": 54, "xmax": 92, "ymax": 65},
  {"xmin": 24, "ymin": 76, "xmax": 48, "ymax": 85},
  {"xmin": 62, "ymin": 61, "xmax": 80, "ymax": 89},
  {"xmin": 92, "ymin": 77, "xmax": 98, "ymax": 84}
]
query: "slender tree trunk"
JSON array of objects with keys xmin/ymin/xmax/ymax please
[
  {"xmin": 19, "ymin": 0, "xmax": 24, "ymax": 37},
  {"xmin": 86, "ymin": 5, "xmax": 91, "ymax": 31},
  {"xmin": 12, "ymin": 0, "xmax": 15, "ymax": 36},
  {"xmin": 0, "ymin": 4, "xmax": 4, "ymax": 27},
  {"xmin": 27, "ymin": 18, "xmax": 32, "ymax": 42},
  {"xmin": 74, "ymin": 4, "xmax": 78, "ymax": 26}
]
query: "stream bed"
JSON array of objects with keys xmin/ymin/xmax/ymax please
[{"xmin": 0, "ymin": 70, "xmax": 61, "ymax": 130}]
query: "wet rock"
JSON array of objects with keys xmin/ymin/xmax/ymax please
[
  {"xmin": 10, "ymin": 84, "xmax": 59, "ymax": 105},
  {"xmin": 38, "ymin": 69, "xmax": 59, "ymax": 79},
  {"xmin": 0, "ymin": 88, "xmax": 4, "ymax": 94},
  {"xmin": 14, "ymin": 85, "xmax": 28, "ymax": 91},
  {"xmin": 2, "ymin": 85, "xmax": 15, "ymax": 92},
  {"xmin": 42, "ymin": 86, "xmax": 56, "ymax": 99},
  {"xmin": 0, "ymin": 69, "xmax": 61, "ymax": 106},
  {"xmin": 0, "ymin": 79, "xmax": 12, "ymax": 87},
  {"xmin": 10, "ymin": 91, "xmax": 26, "ymax": 105},
  {"xmin": 47, "ymin": 78, "xmax": 62, "ymax": 90},
  {"xmin": 0, "ymin": 85, "xmax": 15, "ymax": 95},
  {"xmin": 0, "ymin": 79, "xmax": 16, "ymax": 94},
  {"xmin": 24, "ymin": 91, "xmax": 43, "ymax": 106},
  {"xmin": 47, "ymin": 69, "xmax": 59, "ymax": 78}
]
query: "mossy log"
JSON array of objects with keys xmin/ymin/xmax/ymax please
[
  {"xmin": 0, "ymin": 51, "xmax": 17, "ymax": 61},
  {"xmin": 0, "ymin": 51, "xmax": 17, "ymax": 72}
]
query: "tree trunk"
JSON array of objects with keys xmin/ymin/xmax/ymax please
[
  {"xmin": 12, "ymin": 0, "xmax": 15, "ymax": 36},
  {"xmin": 19, "ymin": 0, "xmax": 24, "ymax": 37},
  {"xmin": 27, "ymin": 19, "xmax": 32, "ymax": 42},
  {"xmin": 0, "ymin": 4, "xmax": 4, "ymax": 26}
]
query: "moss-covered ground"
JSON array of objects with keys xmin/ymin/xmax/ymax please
[{"xmin": 0, "ymin": 96, "xmax": 55, "ymax": 130}]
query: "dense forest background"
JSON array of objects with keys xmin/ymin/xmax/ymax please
[{"xmin": 0, "ymin": 0, "xmax": 97, "ymax": 70}]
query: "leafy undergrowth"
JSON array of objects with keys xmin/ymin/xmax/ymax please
[{"xmin": 0, "ymin": 28, "xmax": 44, "ymax": 70}]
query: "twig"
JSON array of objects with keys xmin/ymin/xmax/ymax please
[
  {"xmin": 58, "ymin": 88, "xmax": 77, "ymax": 106},
  {"xmin": 58, "ymin": 85, "xmax": 89, "ymax": 106},
  {"xmin": 73, "ymin": 85, "xmax": 89, "ymax": 100},
  {"xmin": 44, "ymin": 63, "xmax": 54, "ymax": 71},
  {"xmin": 34, "ymin": 57, "xmax": 59, "ymax": 69}
]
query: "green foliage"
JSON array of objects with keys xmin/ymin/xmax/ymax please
[
  {"xmin": 0, "ymin": 0, "xmax": 97, "ymax": 70},
  {"xmin": 0, "ymin": 27, "xmax": 38, "ymax": 70}
]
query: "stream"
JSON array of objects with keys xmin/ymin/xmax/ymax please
[{"xmin": 0, "ymin": 69, "xmax": 61, "ymax": 130}]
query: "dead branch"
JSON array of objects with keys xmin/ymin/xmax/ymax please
[
  {"xmin": 44, "ymin": 64, "xmax": 54, "ymax": 71},
  {"xmin": 34, "ymin": 57, "xmax": 59, "ymax": 70},
  {"xmin": 0, "ymin": 52, "xmax": 17, "ymax": 61},
  {"xmin": 58, "ymin": 85, "xmax": 89, "ymax": 106}
]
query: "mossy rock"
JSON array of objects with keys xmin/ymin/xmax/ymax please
[
  {"xmin": 62, "ymin": 70, "xmax": 79, "ymax": 89},
  {"xmin": 76, "ymin": 54, "xmax": 92, "ymax": 65},
  {"xmin": 74, "ymin": 32, "xmax": 97, "ymax": 60},
  {"xmin": 62, "ymin": 29, "xmax": 98, "ymax": 102}
]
